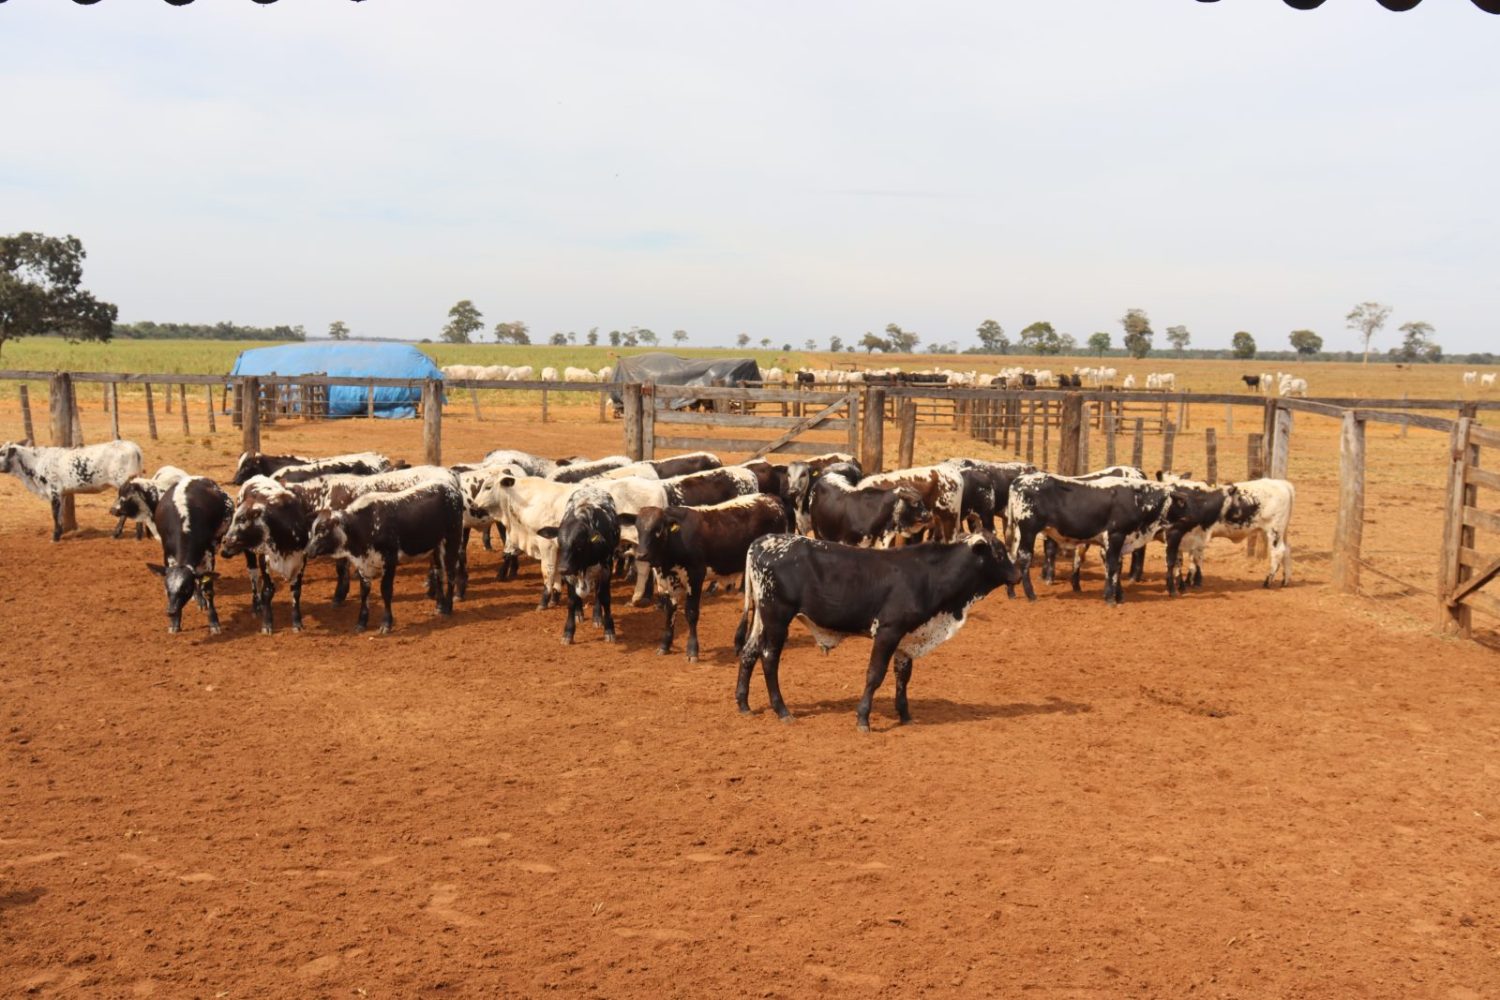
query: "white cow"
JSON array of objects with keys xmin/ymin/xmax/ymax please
[
  {"xmin": 1, "ymin": 439, "xmax": 146, "ymax": 542},
  {"xmin": 1483, "ymin": 373, "xmax": 1497, "ymax": 389},
  {"xmin": 1463, "ymin": 371, "xmax": 1479, "ymax": 387},
  {"xmin": 563, "ymin": 367, "xmax": 595, "ymax": 382}
]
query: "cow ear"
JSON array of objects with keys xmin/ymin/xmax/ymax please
[
  {"xmin": 500, "ymin": 476, "xmax": 516, "ymax": 488},
  {"xmin": 537, "ymin": 526, "xmax": 559, "ymax": 539},
  {"xmin": 617, "ymin": 513, "xmax": 637, "ymax": 525},
  {"xmin": 1154, "ymin": 470, "xmax": 1165, "ymax": 481},
  {"xmin": 146, "ymin": 563, "xmax": 166, "ymax": 576},
  {"xmin": 1180, "ymin": 470, "xmax": 1193, "ymax": 481}
]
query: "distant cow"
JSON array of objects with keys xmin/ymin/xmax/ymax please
[
  {"xmin": 635, "ymin": 494, "xmax": 788, "ymax": 661},
  {"xmin": 306, "ymin": 479, "xmax": 464, "ymax": 633},
  {"xmin": 733, "ymin": 533, "xmax": 1020, "ymax": 731},
  {"xmin": 1241, "ymin": 375, "xmax": 1261, "ymax": 390},
  {"xmin": 1, "ymin": 439, "xmax": 145, "ymax": 541},
  {"xmin": 147, "ymin": 476, "xmax": 233, "ymax": 634}
]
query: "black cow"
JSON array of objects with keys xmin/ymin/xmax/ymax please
[
  {"xmin": 636, "ymin": 494, "xmax": 788, "ymax": 662},
  {"xmin": 733, "ymin": 533, "xmax": 1020, "ymax": 731},
  {"xmin": 305, "ymin": 480, "xmax": 464, "ymax": 634},
  {"xmin": 661, "ymin": 466, "xmax": 759, "ymax": 507},
  {"xmin": 548, "ymin": 456, "xmax": 632, "ymax": 483},
  {"xmin": 1158, "ymin": 481, "xmax": 1229, "ymax": 596},
  {"xmin": 807, "ymin": 462, "xmax": 931, "ymax": 548},
  {"xmin": 221, "ymin": 477, "xmax": 314, "ymax": 633},
  {"xmin": 272, "ymin": 454, "xmax": 396, "ymax": 484},
  {"xmin": 648, "ymin": 451, "xmax": 722, "ymax": 478},
  {"xmin": 945, "ymin": 459, "xmax": 1036, "ymax": 534},
  {"xmin": 785, "ymin": 452, "xmax": 859, "ymax": 533},
  {"xmin": 536, "ymin": 486, "xmax": 621, "ymax": 645},
  {"xmin": 1241, "ymin": 375, "xmax": 1261, "ymax": 390},
  {"xmin": 146, "ymin": 476, "xmax": 232, "ymax": 634},
  {"xmin": 232, "ymin": 451, "xmax": 312, "ymax": 485},
  {"xmin": 1006, "ymin": 473, "xmax": 1183, "ymax": 606},
  {"xmin": 1020, "ymin": 373, "xmax": 1038, "ymax": 387}
]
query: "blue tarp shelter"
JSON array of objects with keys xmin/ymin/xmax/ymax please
[{"xmin": 229, "ymin": 342, "xmax": 442, "ymax": 419}]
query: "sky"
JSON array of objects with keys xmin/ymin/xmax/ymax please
[{"xmin": 2, "ymin": 0, "xmax": 1497, "ymax": 355}]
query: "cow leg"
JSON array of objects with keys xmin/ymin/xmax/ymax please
[
  {"xmin": 260, "ymin": 573, "xmax": 277, "ymax": 634},
  {"xmin": 135, "ymin": 521, "xmax": 145, "ymax": 541},
  {"xmin": 656, "ymin": 590, "xmax": 677, "ymax": 655},
  {"xmin": 378, "ymin": 562, "xmax": 397, "ymax": 634},
  {"xmin": 353, "ymin": 574, "xmax": 372, "ymax": 633},
  {"xmin": 456, "ymin": 528, "xmax": 471, "ymax": 600},
  {"xmin": 759, "ymin": 621, "xmax": 794, "ymax": 722},
  {"xmin": 561, "ymin": 580, "xmax": 582, "ymax": 644},
  {"xmin": 481, "ymin": 523, "xmax": 494, "ymax": 551},
  {"xmin": 1070, "ymin": 545, "xmax": 1084, "ymax": 592},
  {"xmin": 684, "ymin": 569, "xmax": 706, "ymax": 663},
  {"xmin": 1128, "ymin": 547, "xmax": 1146, "ymax": 583},
  {"xmin": 442, "ymin": 534, "xmax": 459, "ymax": 614},
  {"xmin": 49, "ymin": 495, "xmax": 63, "ymax": 542},
  {"xmin": 855, "ymin": 634, "xmax": 900, "ymax": 733},
  {"xmin": 1015, "ymin": 529, "xmax": 1039, "ymax": 602},
  {"xmin": 631, "ymin": 559, "xmax": 654, "ymax": 607},
  {"xmin": 893, "ymin": 652, "xmax": 915, "ymax": 725},
  {"xmin": 201, "ymin": 574, "xmax": 222, "ymax": 635},
  {"xmin": 1164, "ymin": 533, "xmax": 1182, "ymax": 597},
  {"xmin": 1103, "ymin": 534, "xmax": 1126, "ymax": 607},
  {"xmin": 112, "ymin": 514, "xmax": 127, "ymax": 539},
  {"xmin": 332, "ymin": 559, "xmax": 351, "ymax": 605},
  {"xmin": 425, "ymin": 553, "xmax": 441, "ymax": 600},
  {"xmin": 597, "ymin": 567, "xmax": 617, "ymax": 643},
  {"xmin": 289, "ymin": 573, "xmax": 304, "ymax": 632},
  {"xmin": 1040, "ymin": 537, "xmax": 1057, "ymax": 584},
  {"xmin": 734, "ymin": 616, "xmax": 760, "ymax": 714}
]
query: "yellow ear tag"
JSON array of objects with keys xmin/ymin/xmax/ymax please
[
  {"xmin": 590, "ymin": 533, "xmax": 603, "ymax": 543},
  {"xmin": 670, "ymin": 523, "xmax": 681, "ymax": 532}
]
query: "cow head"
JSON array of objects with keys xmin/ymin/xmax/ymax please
[
  {"xmin": 634, "ymin": 506, "xmax": 675, "ymax": 566},
  {"xmin": 891, "ymin": 487, "xmax": 933, "ymax": 535},
  {"xmin": 0, "ymin": 443, "xmax": 18, "ymax": 474},
  {"xmin": 109, "ymin": 481, "xmax": 154, "ymax": 523},
  {"xmin": 230, "ymin": 452, "xmax": 259, "ymax": 486},
  {"xmin": 539, "ymin": 501, "xmax": 620, "ymax": 582},
  {"xmin": 965, "ymin": 532, "xmax": 1021, "ymax": 588},
  {"xmin": 220, "ymin": 499, "xmax": 268, "ymax": 558},
  {"xmin": 1221, "ymin": 484, "xmax": 1260, "ymax": 525},
  {"xmin": 305, "ymin": 510, "xmax": 348, "ymax": 560},
  {"xmin": 146, "ymin": 562, "xmax": 212, "ymax": 633}
]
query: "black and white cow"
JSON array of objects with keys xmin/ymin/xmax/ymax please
[
  {"xmin": 305, "ymin": 479, "xmax": 464, "ymax": 634},
  {"xmin": 1157, "ymin": 474, "xmax": 1295, "ymax": 589},
  {"xmin": 1, "ymin": 440, "xmax": 145, "ymax": 541},
  {"xmin": 635, "ymin": 494, "xmax": 789, "ymax": 661},
  {"xmin": 861, "ymin": 464, "xmax": 966, "ymax": 542},
  {"xmin": 548, "ymin": 455, "xmax": 633, "ymax": 483},
  {"xmin": 807, "ymin": 462, "xmax": 932, "ymax": 548},
  {"xmin": 146, "ymin": 476, "xmax": 233, "ymax": 634},
  {"xmin": 231, "ymin": 451, "xmax": 310, "ymax": 485},
  {"xmin": 785, "ymin": 453, "xmax": 858, "ymax": 534},
  {"xmin": 1006, "ymin": 472, "xmax": 1183, "ymax": 605},
  {"xmin": 220, "ymin": 476, "xmax": 315, "ymax": 633},
  {"xmin": 536, "ymin": 486, "xmax": 622, "ymax": 645},
  {"xmin": 270, "ymin": 452, "xmax": 396, "ymax": 485},
  {"xmin": 1038, "ymin": 465, "xmax": 1148, "ymax": 587},
  {"xmin": 733, "ymin": 533, "xmax": 1020, "ymax": 731},
  {"xmin": 481, "ymin": 449, "xmax": 559, "ymax": 478},
  {"xmin": 942, "ymin": 459, "xmax": 1036, "ymax": 534},
  {"xmin": 109, "ymin": 465, "xmax": 189, "ymax": 540},
  {"xmin": 648, "ymin": 451, "xmax": 722, "ymax": 478}
]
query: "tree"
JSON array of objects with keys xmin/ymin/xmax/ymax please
[
  {"xmin": 1120, "ymin": 308, "xmax": 1152, "ymax": 359},
  {"xmin": 804, "ymin": 339, "xmax": 817, "ymax": 351},
  {"xmin": 587, "ymin": 328, "xmax": 599, "ymax": 346},
  {"xmin": 673, "ymin": 329, "xmax": 688, "ymax": 345},
  {"xmin": 759, "ymin": 337, "xmax": 771, "ymax": 349},
  {"xmin": 493, "ymin": 320, "xmax": 530, "ymax": 345},
  {"xmin": 0, "ymin": 232, "xmax": 117, "ymax": 362},
  {"xmin": 1018, "ymin": 321, "xmax": 1067, "ymax": 355},
  {"xmin": 1396, "ymin": 321, "xmax": 1441, "ymax": 363},
  {"xmin": 567, "ymin": 332, "xmax": 577, "ymax": 344},
  {"xmin": 608, "ymin": 330, "xmax": 621, "ymax": 347},
  {"xmin": 884, "ymin": 323, "xmax": 919, "ymax": 353},
  {"xmin": 622, "ymin": 329, "xmax": 640, "ymax": 347},
  {"xmin": 1231, "ymin": 331, "xmax": 1257, "ymax": 360},
  {"xmin": 782, "ymin": 343, "xmax": 792, "ymax": 352},
  {"xmin": 1165, "ymin": 324, "xmax": 1191, "ymax": 354},
  {"xmin": 441, "ymin": 300, "xmax": 483, "ymax": 344},
  {"xmin": 328, "ymin": 320, "xmax": 350, "ymax": 341},
  {"xmin": 860, "ymin": 332, "xmax": 887, "ymax": 352},
  {"xmin": 975, "ymin": 318, "xmax": 1008, "ymax": 354},
  {"xmin": 1346, "ymin": 301, "xmax": 1392, "ymax": 364},
  {"xmin": 829, "ymin": 335, "xmax": 843, "ymax": 352},
  {"xmin": 1288, "ymin": 329, "xmax": 1322, "ymax": 357},
  {"xmin": 736, "ymin": 333, "xmax": 750, "ymax": 348},
  {"xmin": 633, "ymin": 327, "xmax": 658, "ymax": 346},
  {"xmin": 1087, "ymin": 332, "xmax": 1111, "ymax": 356},
  {"xmin": 548, "ymin": 332, "xmax": 567, "ymax": 346}
]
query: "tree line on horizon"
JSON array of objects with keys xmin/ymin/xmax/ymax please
[{"xmin": 1, "ymin": 234, "xmax": 1489, "ymax": 366}]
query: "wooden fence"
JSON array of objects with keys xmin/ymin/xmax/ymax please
[{"xmin": 1438, "ymin": 417, "xmax": 1500, "ymax": 637}]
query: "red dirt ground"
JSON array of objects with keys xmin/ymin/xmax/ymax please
[{"xmin": 3, "ymin": 404, "xmax": 1498, "ymax": 998}]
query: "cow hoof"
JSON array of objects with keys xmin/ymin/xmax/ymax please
[
  {"xmin": 378, "ymin": 625, "xmax": 392, "ymax": 635},
  {"xmin": 353, "ymin": 623, "xmax": 366, "ymax": 634},
  {"xmin": 603, "ymin": 631, "xmax": 617, "ymax": 643},
  {"xmin": 292, "ymin": 624, "xmax": 303, "ymax": 633},
  {"xmin": 331, "ymin": 597, "xmax": 346, "ymax": 607},
  {"xmin": 738, "ymin": 704, "xmax": 752, "ymax": 715},
  {"xmin": 631, "ymin": 597, "xmax": 652, "ymax": 609},
  {"xmin": 687, "ymin": 655, "xmax": 699, "ymax": 664},
  {"xmin": 166, "ymin": 625, "xmax": 180, "ymax": 634},
  {"xmin": 856, "ymin": 721, "xmax": 871, "ymax": 733},
  {"xmin": 209, "ymin": 624, "xmax": 222, "ymax": 636},
  {"xmin": 561, "ymin": 635, "xmax": 574, "ymax": 645},
  {"xmin": 779, "ymin": 714, "xmax": 796, "ymax": 725},
  {"xmin": 261, "ymin": 625, "xmax": 274, "ymax": 636}
]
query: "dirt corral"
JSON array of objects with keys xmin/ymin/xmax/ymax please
[{"xmin": 3, "ymin": 403, "xmax": 1499, "ymax": 998}]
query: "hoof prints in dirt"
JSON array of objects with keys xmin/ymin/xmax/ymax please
[{"xmin": 1140, "ymin": 685, "xmax": 1235, "ymax": 718}]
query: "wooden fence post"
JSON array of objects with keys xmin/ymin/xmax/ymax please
[
  {"xmin": 597, "ymin": 390, "xmax": 606, "ymax": 423},
  {"xmin": 640, "ymin": 383, "xmax": 656, "ymax": 461},
  {"xmin": 1176, "ymin": 398, "xmax": 1187, "ymax": 433},
  {"xmin": 366, "ymin": 379, "xmax": 376, "ymax": 419},
  {"xmin": 1131, "ymin": 418, "xmax": 1144, "ymax": 470},
  {"xmin": 1078, "ymin": 401, "xmax": 1091, "ymax": 472},
  {"xmin": 1025, "ymin": 401, "xmax": 1036, "ymax": 465},
  {"xmin": 19, "ymin": 384, "xmax": 35, "ymax": 444},
  {"xmin": 898, "ymin": 398, "xmax": 917, "ymax": 469},
  {"xmin": 541, "ymin": 387, "xmax": 550, "ymax": 424},
  {"xmin": 1041, "ymin": 402, "xmax": 1051, "ymax": 471},
  {"xmin": 179, "ymin": 384, "xmax": 190, "ymax": 436},
  {"xmin": 1204, "ymin": 427, "xmax": 1218, "ymax": 484},
  {"xmin": 1437, "ymin": 418, "xmax": 1474, "ymax": 636},
  {"xmin": 232, "ymin": 382, "xmax": 243, "ymax": 429},
  {"xmin": 470, "ymin": 383, "xmax": 484, "ymax": 423},
  {"xmin": 1401, "ymin": 392, "xmax": 1409, "ymax": 439},
  {"xmin": 164, "ymin": 382, "xmax": 173, "ymax": 414},
  {"xmin": 1246, "ymin": 432, "xmax": 1265, "ymax": 558},
  {"xmin": 241, "ymin": 377, "xmax": 261, "ymax": 455},
  {"xmin": 1161, "ymin": 421, "xmax": 1177, "ymax": 475},
  {"xmin": 205, "ymin": 385, "xmax": 216, "ymax": 433},
  {"xmin": 422, "ymin": 378, "xmax": 442, "ymax": 466},
  {"xmin": 1269, "ymin": 407, "xmax": 1292, "ymax": 480},
  {"xmin": 846, "ymin": 390, "xmax": 860, "ymax": 459},
  {"xmin": 1104, "ymin": 414, "xmax": 1117, "ymax": 466},
  {"xmin": 49, "ymin": 373, "xmax": 78, "ymax": 532},
  {"xmin": 861, "ymin": 386, "xmax": 886, "ymax": 474},
  {"xmin": 69, "ymin": 385, "xmax": 84, "ymax": 446},
  {"xmin": 145, "ymin": 383, "xmax": 159, "ymax": 441},
  {"xmin": 1330, "ymin": 412, "xmax": 1366, "ymax": 594},
  {"xmin": 623, "ymin": 383, "xmax": 643, "ymax": 461},
  {"xmin": 1057, "ymin": 395, "xmax": 1082, "ymax": 475},
  {"xmin": 1225, "ymin": 404, "xmax": 1234, "ymax": 436}
]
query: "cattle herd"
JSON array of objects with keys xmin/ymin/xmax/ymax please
[{"xmin": 1, "ymin": 435, "xmax": 1295, "ymax": 731}]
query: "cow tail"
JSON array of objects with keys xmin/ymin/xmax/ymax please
[{"xmin": 733, "ymin": 546, "xmax": 760, "ymax": 656}]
